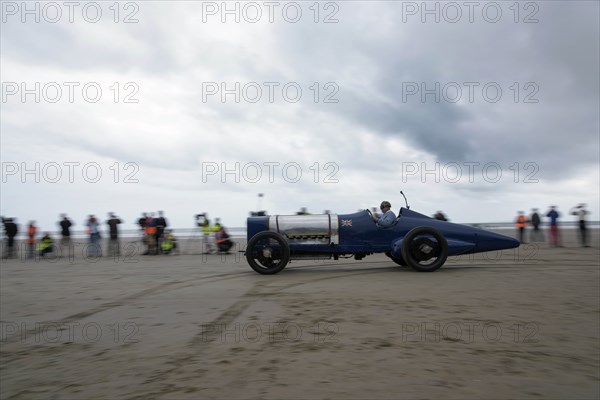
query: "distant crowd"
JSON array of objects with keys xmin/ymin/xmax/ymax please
[
  {"xmin": 1, "ymin": 203, "xmax": 593, "ymax": 259},
  {"xmin": 514, "ymin": 204, "xmax": 591, "ymax": 247},
  {"xmin": 1, "ymin": 211, "xmax": 234, "ymax": 259}
]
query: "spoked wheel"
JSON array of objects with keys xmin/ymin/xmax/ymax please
[
  {"xmin": 245, "ymin": 232, "xmax": 290, "ymax": 274},
  {"xmin": 401, "ymin": 227, "xmax": 448, "ymax": 272}
]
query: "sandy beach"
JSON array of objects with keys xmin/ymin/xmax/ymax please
[{"xmin": 1, "ymin": 229, "xmax": 598, "ymax": 399}]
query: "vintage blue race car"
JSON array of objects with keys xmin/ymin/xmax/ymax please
[{"xmin": 245, "ymin": 204, "xmax": 520, "ymax": 274}]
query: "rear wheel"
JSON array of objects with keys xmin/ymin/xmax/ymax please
[
  {"xmin": 401, "ymin": 227, "xmax": 448, "ymax": 272},
  {"xmin": 245, "ymin": 232, "xmax": 290, "ymax": 274}
]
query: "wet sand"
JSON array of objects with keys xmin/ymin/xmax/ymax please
[{"xmin": 1, "ymin": 229, "xmax": 599, "ymax": 399}]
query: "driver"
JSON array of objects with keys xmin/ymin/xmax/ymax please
[{"xmin": 373, "ymin": 201, "xmax": 396, "ymax": 227}]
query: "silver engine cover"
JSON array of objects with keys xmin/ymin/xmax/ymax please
[{"xmin": 269, "ymin": 214, "xmax": 339, "ymax": 245}]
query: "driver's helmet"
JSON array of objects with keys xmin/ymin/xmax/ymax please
[{"xmin": 380, "ymin": 201, "xmax": 392, "ymax": 210}]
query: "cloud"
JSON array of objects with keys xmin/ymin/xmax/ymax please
[{"xmin": 1, "ymin": 1, "xmax": 598, "ymax": 230}]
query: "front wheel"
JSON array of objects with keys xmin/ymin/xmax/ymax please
[
  {"xmin": 401, "ymin": 227, "xmax": 448, "ymax": 272},
  {"xmin": 245, "ymin": 232, "xmax": 290, "ymax": 274}
]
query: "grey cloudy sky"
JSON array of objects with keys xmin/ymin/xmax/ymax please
[{"xmin": 1, "ymin": 0, "xmax": 599, "ymax": 231}]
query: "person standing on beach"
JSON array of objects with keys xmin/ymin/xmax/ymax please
[
  {"xmin": 27, "ymin": 221, "xmax": 37, "ymax": 259},
  {"xmin": 144, "ymin": 213, "xmax": 157, "ymax": 255},
  {"xmin": 514, "ymin": 211, "xmax": 528, "ymax": 244},
  {"xmin": 197, "ymin": 213, "xmax": 214, "ymax": 254},
  {"xmin": 58, "ymin": 214, "xmax": 73, "ymax": 248},
  {"xmin": 138, "ymin": 212, "xmax": 147, "ymax": 237},
  {"xmin": 570, "ymin": 204, "xmax": 590, "ymax": 247},
  {"xmin": 138, "ymin": 212, "xmax": 148, "ymax": 254},
  {"xmin": 2, "ymin": 217, "xmax": 18, "ymax": 259},
  {"xmin": 546, "ymin": 206, "xmax": 562, "ymax": 247},
  {"xmin": 529, "ymin": 208, "xmax": 544, "ymax": 242},
  {"xmin": 86, "ymin": 215, "xmax": 102, "ymax": 257},
  {"xmin": 155, "ymin": 211, "xmax": 168, "ymax": 254},
  {"xmin": 106, "ymin": 213, "xmax": 122, "ymax": 257}
]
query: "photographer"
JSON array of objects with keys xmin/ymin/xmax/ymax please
[
  {"xmin": 214, "ymin": 218, "xmax": 233, "ymax": 254},
  {"xmin": 196, "ymin": 213, "xmax": 214, "ymax": 254}
]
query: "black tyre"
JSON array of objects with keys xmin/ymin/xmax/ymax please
[
  {"xmin": 245, "ymin": 231, "xmax": 290, "ymax": 274},
  {"xmin": 385, "ymin": 251, "xmax": 407, "ymax": 266},
  {"xmin": 401, "ymin": 227, "xmax": 448, "ymax": 272}
]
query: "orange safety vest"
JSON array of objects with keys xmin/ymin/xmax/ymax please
[
  {"xmin": 27, "ymin": 226, "xmax": 37, "ymax": 244},
  {"xmin": 515, "ymin": 215, "xmax": 527, "ymax": 228},
  {"xmin": 144, "ymin": 218, "xmax": 157, "ymax": 235}
]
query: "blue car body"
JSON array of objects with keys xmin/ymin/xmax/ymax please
[{"xmin": 245, "ymin": 207, "xmax": 520, "ymax": 274}]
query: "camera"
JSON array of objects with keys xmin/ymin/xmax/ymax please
[{"xmin": 195, "ymin": 213, "xmax": 208, "ymax": 227}]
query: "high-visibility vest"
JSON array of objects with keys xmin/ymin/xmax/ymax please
[
  {"xmin": 515, "ymin": 215, "xmax": 527, "ymax": 228},
  {"xmin": 37, "ymin": 237, "xmax": 53, "ymax": 251},
  {"xmin": 161, "ymin": 239, "xmax": 174, "ymax": 251},
  {"xmin": 201, "ymin": 223, "xmax": 212, "ymax": 234}
]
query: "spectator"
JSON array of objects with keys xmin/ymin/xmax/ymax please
[
  {"xmin": 546, "ymin": 206, "xmax": 562, "ymax": 247},
  {"xmin": 37, "ymin": 232, "xmax": 54, "ymax": 257},
  {"xmin": 144, "ymin": 213, "xmax": 157, "ymax": 255},
  {"xmin": 2, "ymin": 217, "xmax": 18, "ymax": 259},
  {"xmin": 161, "ymin": 230, "xmax": 178, "ymax": 255},
  {"xmin": 58, "ymin": 214, "xmax": 73, "ymax": 248},
  {"xmin": 86, "ymin": 215, "xmax": 102, "ymax": 257},
  {"xmin": 570, "ymin": 203, "xmax": 590, "ymax": 247},
  {"xmin": 155, "ymin": 211, "xmax": 168, "ymax": 254},
  {"xmin": 214, "ymin": 218, "xmax": 233, "ymax": 253},
  {"xmin": 514, "ymin": 211, "xmax": 528, "ymax": 244},
  {"xmin": 197, "ymin": 213, "xmax": 214, "ymax": 254},
  {"xmin": 529, "ymin": 208, "xmax": 544, "ymax": 242},
  {"xmin": 27, "ymin": 221, "xmax": 37, "ymax": 259},
  {"xmin": 106, "ymin": 212, "xmax": 122, "ymax": 257},
  {"xmin": 138, "ymin": 213, "xmax": 148, "ymax": 241}
]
